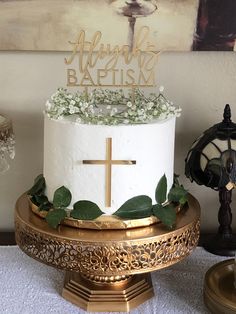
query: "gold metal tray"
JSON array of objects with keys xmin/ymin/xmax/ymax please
[
  {"xmin": 204, "ymin": 259, "xmax": 236, "ymax": 314},
  {"xmin": 30, "ymin": 199, "xmax": 181, "ymax": 230}
]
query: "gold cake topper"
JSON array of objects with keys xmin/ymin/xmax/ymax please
[{"xmin": 65, "ymin": 26, "xmax": 160, "ymax": 88}]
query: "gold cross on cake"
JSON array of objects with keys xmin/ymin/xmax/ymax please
[{"xmin": 83, "ymin": 138, "xmax": 136, "ymax": 207}]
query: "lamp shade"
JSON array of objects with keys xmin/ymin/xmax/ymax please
[{"xmin": 185, "ymin": 105, "xmax": 236, "ymax": 190}]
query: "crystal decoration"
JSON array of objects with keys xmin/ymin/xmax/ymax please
[{"xmin": 0, "ymin": 114, "xmax": 15, "ymax": 174}]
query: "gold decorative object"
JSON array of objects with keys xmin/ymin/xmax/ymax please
[
  {"xmin": 83, "ymin": 137, "xmax": 136, "ymax": 207},
  {"xmin": 15, "ymin": 193, "xmax": 200, "ymax": 312},
  {"xmin": 65, "ymin": 27, "xmax": 158, "ymax": 88},
  {"xmin": 204, "ymin": 259, "xmax": 236, "ymax": 314}
]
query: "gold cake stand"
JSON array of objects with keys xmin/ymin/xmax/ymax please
[{"xmin": 15, "ymin": 194, "xmax": 200, "ymax": 312}]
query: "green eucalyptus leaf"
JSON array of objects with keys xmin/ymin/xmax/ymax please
[
  {"xmin": 179, "ymin": 195, "xmax": 188, "ymax": 205},
  {"xmin": 30, "ymin": 195, "xmax": 40, "ymax": 206},
  {"xmin": 168, "ymin": 186, "xmax": 188, "ymax": 203},
  {"xmin": 34, "ymin": 194, "xmax": 52, "ymax": 212},
  {"xmin": 113, "ymin": 195, "xmax": 152, "ymax": 219},
  {"xmin": 46, "ymin": 208, "xmax": 67, "ymax": 229},
  {"xmin": 152, "ymin": 204, "xmax": 176, "ymax": 229},
  {"xmin": 155, "ymin": 174, "xmax": 167, "ymax": 204},
  {"xmin": 31, "ymin": 194, "xmax": 52, "ymax": 212},
  {"xmin": 35, "ymin": 194, "xmax": 48, "ymax": 204},
  {"xmin": 70, "ymin": 201, "xmax": 103, "ymax": 220},
  {"xmin": 27, "ymin": 174, "xmax": 46, "ymax": 196},
  {"xmin": 39, "ymin": 202, "xmax": 52, "ymax": 212},
  {"xmin": 53, "ymin": 186, "xmax": 72, "ymax": 209}
]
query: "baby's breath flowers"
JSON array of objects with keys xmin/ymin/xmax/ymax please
[{"xmin": 45, "ymin": 87, "xmax": 181, "ymax": 125}]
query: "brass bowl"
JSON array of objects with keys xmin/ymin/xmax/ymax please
[{"xmin": 204, "ymin": 259, "xmax": 236, "ymax": 314}]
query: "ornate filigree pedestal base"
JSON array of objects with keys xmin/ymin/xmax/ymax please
[
  {"xmin": 15, "ymin": 193, "xmax": 200, "ymax": 312},
  {"xmin": 63, "ymin": 273, "xmax": 153, "ymax": 312}
]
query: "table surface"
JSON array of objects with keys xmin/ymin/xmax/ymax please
[{"xmin": 0, "ymin": 246, "xmax": 228, "ymax": 314}]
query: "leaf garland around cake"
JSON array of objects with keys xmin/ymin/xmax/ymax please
[
  {"xmin": 46, "ymin": 186, "xmax": 71, "ymax": 228},
  {"xmin": 152, "ymin": 204, "xmax": 176, "ymax": 228},
  {"xmin": 27, "ymin": 174, "xmax": 45, "ymax": 196},
  {"xmin": 113, "ymin": 174, "xmax": 188, "ymax": 229},
  {"xmin": 155, "ymin": 174, "xmax": 167, "ymax": 204},
  {"xmin": 28, "ymin": 174, "xmax": 188, "ymax": 229},
  {"xmin": 27, "ymin": 174, "xmax": 52, "ymax": 211},
  {"xmin": 53, "ymin": 186, "xmax": 72, "ymax": 209},
  {"xmin": 27, "ymin": 179, "xmax": 71, "ymax": 228},
  {"xmin": 45, "ymin": 208, "xmax": 67, "ymax": 229}
]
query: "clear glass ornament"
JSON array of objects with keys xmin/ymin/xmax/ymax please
[
  {"xmin": 0, "ymin": 115, "xmax": 15, "ymax": 173},
  {"xmin": 0, "ymin": 153, "xmax": 9, "ymax": 173}
]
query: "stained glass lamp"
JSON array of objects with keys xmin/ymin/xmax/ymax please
[
  {"xmin": 0, "ymin": 114, "xmax": 15, "ymax": 173},
  {"xmin": 185, "ymin": 104, "xmax": 236, "ymax": 256}
]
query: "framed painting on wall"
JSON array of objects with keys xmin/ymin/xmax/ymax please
[{"xmin": 0, "ymin": 0, "xmax": 236, "ymax": 51}]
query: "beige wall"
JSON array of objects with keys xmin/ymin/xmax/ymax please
[{"xmin": 1, "ymin": 51, "xmax": 236, "ymax": 231}]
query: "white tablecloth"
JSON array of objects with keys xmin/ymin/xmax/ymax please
[{"xmin": 0, "ymin": 246, "xmax": 229, "ymax": 314}]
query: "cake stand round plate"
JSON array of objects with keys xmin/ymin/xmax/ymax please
[
  {"xmin": 204, "ymin": 259, "xmax": 236, "ymax": 314},
  {"xmin": 30, "ymin": 200, "xmax": 160, "ymax": 230},
  {"xmin": 15, "ymin": 193, "xmax": 200, "ymax": 312}
]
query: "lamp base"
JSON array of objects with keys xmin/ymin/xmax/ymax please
[{"xmin": 203, "ymin": 234, "xmax": 236, "ymax": 257}]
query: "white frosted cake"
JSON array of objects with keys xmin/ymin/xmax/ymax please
[
  {"xmin": 44, "ymin": 115, "xmax": 175, "ymax": 215},
  {"xmin": 43, "ymin": 88, "xmax": 180, "ymax": 215}
]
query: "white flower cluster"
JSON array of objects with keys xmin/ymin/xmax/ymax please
[{"xmin": 45, "ymin": 87, "xmax": 181, "ymax": 125}]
